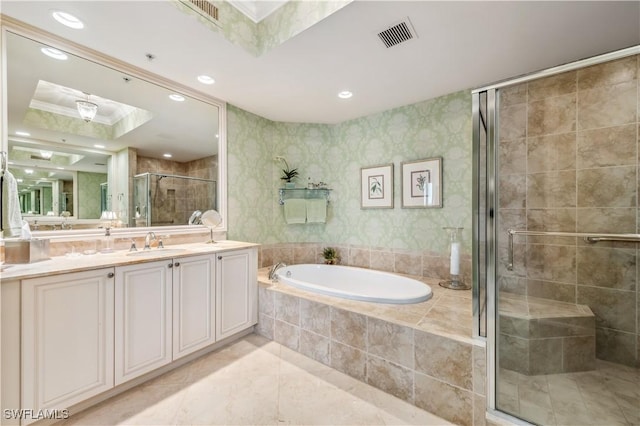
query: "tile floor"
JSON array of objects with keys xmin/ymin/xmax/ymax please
[
  {"xmin": 497, "ymin": 361, "xmax": 640, "ymax": 425},
  {"xmin": 58, "ymin": 333, "xmax": 452, "ymax": 425}
]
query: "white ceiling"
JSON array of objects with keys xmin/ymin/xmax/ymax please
[
  {"xmin": 5, "ymin": 30, "xmax": 220, "ymax": 166},
  {"xmin": 2, "ymin": 1, "xmax": 639, "ymax": 124}
]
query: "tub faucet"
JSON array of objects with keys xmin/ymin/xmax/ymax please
[
  {"xmin": 268, "ymin": 262, "xmax": 287, "ymax": 281},
  {"xmin": 144, "ymin": 231, "xmax": 157, "ymax": 250}
]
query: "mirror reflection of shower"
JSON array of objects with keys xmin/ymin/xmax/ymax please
[{"xmin": 133, "ymin": 172, "xmax": 216, "ymax": 227}]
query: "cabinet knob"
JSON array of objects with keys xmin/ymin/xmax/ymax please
[
  {"xmin": 174, "ymin": 262, "xmax": 180, "ymax": 267},
  {"xmin": 107, "ymin": 272, "xmax": 115, "ymax": 278},
  {"xmin": 168, "ymin": 263, "xmax": 173, "ymax": 268},
  {"xmin": 218, "ymin": 256, "xmax": 222, "ymax": 260}
]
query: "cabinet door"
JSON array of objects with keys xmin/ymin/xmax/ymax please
[
  {"xmin": 115, "ymin": 260, "xmax": 172, "ymax": 385},
  {"xmin": 22, "ymin": 268, "xmax": 115, "ymax": 422},
  {"xmin": 216, "ymin": 248, "xmax": 258, "ymax": 340},
  {"xmin": 172, "ymin": 254, "xmax": 216, "ymax": 359}
]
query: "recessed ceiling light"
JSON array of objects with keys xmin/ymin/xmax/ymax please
[
  {"xmin": 94, "ymin": 144, "xmax": 105, "ymax": 149},
  {"xmin": 163, "ymin": 153, "xmax": 172, "ymax": 158},
  {"xmin": 52, "ymin": 10, "xmax": 84, "ymax": 29},
  {"xmin": 197, "ymin": 75, "xmax": 215, "ymax": 85},
  {"xmin": 24, "ymin": 169, "xmax": 34, "ymax": 174},
  {"xmin": 338, "ymin": 91, "xmax": 353, "ymax": 99},
  {"xmin": 15, "ymin": 131, "xmax": 31, "ymax": 137},
  {"xmin": 169, "ymin": 94, "xmax": 185, "ymax": 102},
  {"xmin": 16, "ymin": 178, "xmax": 23, "ymax": 183},
  {"xmin": 57, "ymin": 167, "xmax": 65, "ymax": 170},
  {"xmin": 41, "ymin": 47, "xmax": 68, "ymax": 61}
]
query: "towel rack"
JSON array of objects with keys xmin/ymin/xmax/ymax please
[
  {"xmin": 507, "ymin": 229, "xmax": 640, "ymax": 271},
  {"xmin": 278, "ymin": 188, "xmax": 332, "ymax": 205}
]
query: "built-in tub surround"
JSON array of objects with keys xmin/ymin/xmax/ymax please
[
  {"xmin": 276, "ymin": 264, "xmax": 432, "ymax": 304},
  {"xmin": 255, "ymin": 242, "xmax": 472, "ymax": 286},
  {"xmin": 257, "ymin": 269, "xmax": 486, "ymax": 426}
]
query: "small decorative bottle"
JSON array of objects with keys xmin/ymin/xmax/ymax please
[
  {"xmin": 101, "ymin": 227, "xmax": 114, "ymax": 253},
  {"xmin": 439, "ymin": 227, "xmax": 470, "ymax": 290}
]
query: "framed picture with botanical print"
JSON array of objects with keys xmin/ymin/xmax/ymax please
[
  {"xmin": 360, "ymin": 164, "xmax": 393, "ymax": 209},
  {"xmin": 401, "ymin": 157, "xmax": 442, "ymax": 208}
]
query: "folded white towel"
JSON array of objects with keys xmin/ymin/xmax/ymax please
[
  {"xmin": 306, "ymin": 199, "xmax": 326, "ymax": 223},
  {"xmin": 2, "ymin": 170, "xmax": 23, "ymax": 237},
  {"xmin": 284, "ymin": 199, "xmax": 306, "ymax": 224}
]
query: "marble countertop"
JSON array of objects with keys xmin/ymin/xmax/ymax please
[{"xmin": 1, "ymin": 240, "xmax": 259, "ymax": 281}]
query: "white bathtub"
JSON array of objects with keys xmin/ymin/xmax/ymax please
[{"xmin": 276, "ymin": 264, "xmax": 432, "ymax": 304}]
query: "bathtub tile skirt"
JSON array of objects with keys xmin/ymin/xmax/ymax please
[{"xmin": 257, "ymin": 270, "xmax": 485, "ymax": 426}]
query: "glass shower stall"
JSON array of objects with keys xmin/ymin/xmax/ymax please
[
  {"xmin": 473, "ymin": 47, "xmax": 639, "ymax": 425},
  {"xmin": 133, "ymin": 172, "xmax": 216, "ymax": 227}
]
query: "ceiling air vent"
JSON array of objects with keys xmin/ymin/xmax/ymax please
[
  {"xmin": 187, "ymin": 0, "xmax": 219, "ymax": 21},
  {"xmin": 377, "ymin": 18, "xmax": 417, "ymax": 48}
]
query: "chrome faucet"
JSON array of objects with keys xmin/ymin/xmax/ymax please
[
  {"xmin": 268, "ymin": 262, "xmax": 287, "ymax": 281},
  {"xmin": 144, "ymin": 231, "xmax": 157, "ymax": 250}
]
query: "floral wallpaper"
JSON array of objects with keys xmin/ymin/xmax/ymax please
[
  {"xmin": 173, "ymin": 0, "xmax": 352, "ymax": 56},
  {"xmin": 257, "ymin": 1, "xmax": 351, "ymax": 54},
  {"xmin": 77, "ymin": 171, "xmax": 107, "ymax": 219},
  {"xmin": 227, "ymin": 90, "xmax": 472, "ymax": 255},
  {"xmin": 24, "ymin": 109, "xmax": 113, "ymax": 140}
]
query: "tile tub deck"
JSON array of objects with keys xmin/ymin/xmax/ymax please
[{"xmin": 257, "ymin": 268, "xmax": 486, "ymax": 426}]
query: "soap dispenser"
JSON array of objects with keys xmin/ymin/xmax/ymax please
[{"xmin": 101, "ymin": 227, "xmax": 114, "ymax": 253}]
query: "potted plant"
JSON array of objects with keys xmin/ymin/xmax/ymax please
[
  {"xmin": 322, "ymin": 247, "xmax": 340, "ymax": 265},
  {"xmin": 281, "ymin": 164, "xmax": 299, "ymax": 189}
]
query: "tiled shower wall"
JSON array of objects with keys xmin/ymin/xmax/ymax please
[
  {"xmin": 136, "ymin": 154, "xmax": 217, "ymax": 226},
  {"xmin": 498, "ymin": 55, "xmax": 639, "ymax": 367}
]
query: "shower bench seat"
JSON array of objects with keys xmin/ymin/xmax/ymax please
[{"xmin": 498, "ymin": 294, "xmax": 596, "ymax": 375}]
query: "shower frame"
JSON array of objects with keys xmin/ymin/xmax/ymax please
[
  {"xmin": 471, "ymin": 45, "xmax": 640, "ymax": 423},
  {"xmin": 133, "ymin": 172, "xmax": 217, "ymax": 227}
]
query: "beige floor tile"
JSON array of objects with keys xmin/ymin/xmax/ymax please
[
  {"xmin": 518, "ymin": 400, "xmax": 557, "ymax": 425},
  {"xmin": 277, "ymin": 371, "xmax": 385, "ymax": 425},
  {"xmin": 60, "ymin": 383, "xmax": 188, "ymax": 425},
  {"xmin": 175, "ymin": 373, "xmax": 280, "ymax": 425},
  {"xmin": 60, "ymin": 334, "xmax": 451, "ymax": 426},
  {"xmin": 499, "ymin": 359, "xmax": 639, "ymax": 426},
  {"xmin": 552, "ymin": 400, "xmax": 594, "ymax": 426},
  {"xmin": 617, "ymin": 394, "xmax": 640, "ymax": 425}
]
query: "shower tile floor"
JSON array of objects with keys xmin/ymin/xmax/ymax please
[
  {"xmin": 498, "ymin": 361, "xmax": 640, "ymax": 425},
  {"xmin": 58, "ymin": 333, "xmax": 451, "ymax": 425}
]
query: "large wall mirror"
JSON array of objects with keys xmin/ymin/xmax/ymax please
[{"xmin": 3, "ymin": 23, "xmax": 226, "ymax": 235}]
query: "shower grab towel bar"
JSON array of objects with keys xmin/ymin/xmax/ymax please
[{"xmin": 507, "ymin": 229, "xmax": 640, "ymax": 271}]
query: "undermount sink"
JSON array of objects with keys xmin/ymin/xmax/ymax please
[{"xmin": 126, "ymin": 248, "xmax": 187, "ymax": 257}]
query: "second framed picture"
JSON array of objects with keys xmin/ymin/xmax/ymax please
[
  {"xmin": 361, "ymin": 164, "xmax": 393, "ymax": 209},
  {"xmin": 401, "ymin": 157, "xmax": 443, "ymax": 208}
]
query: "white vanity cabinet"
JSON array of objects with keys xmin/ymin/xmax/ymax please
[
  {"xmin": 114, "ymin": 260, "xmax": 172, "ymax": 385},
  {"xmin": 21, "ymin": 268, "xmax": 115, "ymax": 424},
  {"xmin": 3, "ymin": 243, "xmax": 259, "ymax": 424},
  {"xmin": 172, "ymin": 254, "xmax": 216, "ymax": 359},
  {"xmin": 216, "ymin": 248, "xmax": 258, "ymax": 340}
]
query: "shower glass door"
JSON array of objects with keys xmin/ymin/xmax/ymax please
[{"xmin": 475, "ymin": 52, "xmax": 639, "ymax": 425}]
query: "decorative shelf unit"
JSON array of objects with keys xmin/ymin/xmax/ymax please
[{"xmin": 278, "ymin": 188, "xmax": 332, "ymax": 205}]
